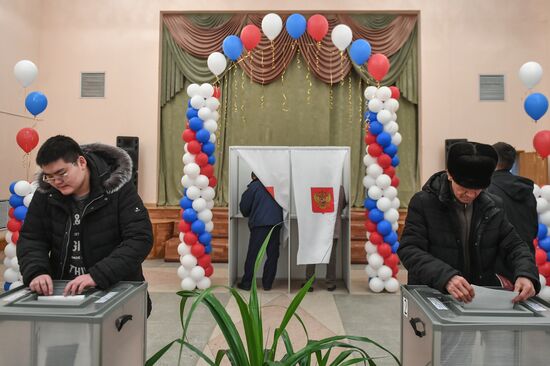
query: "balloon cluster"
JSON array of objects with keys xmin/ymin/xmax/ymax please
[
  {"xmin": 3, "ymin": 181, "xmax": 36, "ymax": 291},
  {"xmin": 362, "ymin": 85, "xmax": 402, "ymax": 294},
  {"xmin": 177, "ymin": 83, "xmax": 219, "ymax": 291},
  {"xmin": 533, "ymin": 184, "xmax": 550, "ymax": 301}
]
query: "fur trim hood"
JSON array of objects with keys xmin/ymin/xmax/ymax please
[{"xmin": 37, "ymin": 143, "xmax": 133, "ymax": 194}]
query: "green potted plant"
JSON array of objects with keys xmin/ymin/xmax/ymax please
[{"xmin": 147, "ymin": 226, "xmax": 400, "ymax": 365}]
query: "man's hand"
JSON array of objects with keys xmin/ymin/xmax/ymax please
[
  {"xmin": 446, "ymin": 275, "xmax": 475, "ymax": 303},
  {"xmin": 64, "ymin": 274, "xmax": 97, "ymax": 296},
  {"xmin": 29, "ymin": 274, "xmax": 53, "ymax": 295},
  {"xmin": 512, "ymin": 277, "xmax": 535, "ymax": 303}
]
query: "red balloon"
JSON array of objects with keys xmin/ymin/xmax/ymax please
[
  {"xmin": 8, "ymin": 207, "xmax": 14, "ymax": 219},
  {"xmin": 191, "ymin": 244, "xmax": 206, "ymax": 258},
  {"xmin": 365, "ymin": 132, "xmax": 377, "ymax": 145},
  {"xmin": 201, "ymin": 164, "xmax": 214, "ymax": 178},
  {"xmin": 367, "ymin": 53, "xmax": 390, "ymax": 82},
  {"xmin": 213, "ymin": 86, "xmax": 221, "ymax": 99},
  {"xmin": 539, "ymin": 262, "xmax": 550, "ymax": 277},
  {"xmin": 389, "ymin": 86, "xmax": 401, "ymax": 100},
  {"xmin": 240, "ymin": 24, "xmax": 261, "ymax": 51},
  {"xmin": 204, "ymin": 264, "xmax": 214, "ymax": 277},
  {"xmin": 179, "ymin": 220, "xmax": 191, "ymax": 233},
  {"xmin": 16, "ymin": 127, "xmax": 39, "ymax": 153},
  {"xmin": 365, "ymin": 220, "xmax": 377, "ymax": 233},
  {"xmin": 391, "ymin": 265, "xmax": 399, "ymax": 277},
  {"xmin": 384, "ymin": 166, "xmax": 396, "ymax": 178},
  {"xmin": 536, "ymin": 248, "xmax": 547, "ymax": 266},
  {"xmin": 384, "ymin": 253, "xmax": 399, "ymax": 268},
  {"xmin": 184, "ymin": 232, "xmax": 198, "ymax": 245},
  {"xmin": 195, "ymin": 153, "xmax": 209, "ymax": 167},
  {"xmin": 187, "ymin": 140, "xmax": 202, "ymax": 154},
  {"xmin": 367, "ymin": 143, "xmax": 383, "ymax": 157},
  {"xmin": 534, "ymin": 238, "xmax": 539, "ymax": 247},
  {"xmin": 378, "ymin": 243, "xmax": 392, "ymax": 258},
  {"xmin": 307, "ymin": 14, "xmax": 329, "ymax": 42},
  {"xmin": 7, "ymin": 218, "xmax": 22, "ymax": 233},
  {"xmin": 209, "ymin": 176, "xmax": 218, "ymax": 187},
  {"xmin": 370, "ymin": 232, "xmax": 383, "ymax": 245},
  {"xmin": 11, "ymin": 231, "xmax": 19, "ymax": 244},
  {"xmin": 377, "ymin": 154, "xmax": 392, "ymax": 169},
  {"xmin": 198, "ymin": 254, "xmax": 212, "ymax": 269},
  {"xmin": 391, "ymin": 176, "xmax": 400, "ymax": 188},
  {"xmin": 533, "ymin": 130, "xmax": 550, "ymax": 158},
  {"xmin": 182, "ymin": 129, "xmax": 196, "ymax": 143}
]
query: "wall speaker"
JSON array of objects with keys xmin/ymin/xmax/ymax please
[{"xmin": 116, "ymin": 136, "xmax": 139, "ymax": 189}]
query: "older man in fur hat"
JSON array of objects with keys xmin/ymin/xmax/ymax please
[{"xmin": 398, "ymin": 142, "xmax": 539, "ymax": 304}]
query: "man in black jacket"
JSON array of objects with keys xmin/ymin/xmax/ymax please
[
  {"xmin": 398, "ymin": 142, "xmax": 539, "ymax": 304},
  {"xmin": 237, "ymin": 172, "xmax": 283, "ymax": 291},
  {"xmin": 17, "ymin": 136, "xmax": 153, "ymax": 315}
]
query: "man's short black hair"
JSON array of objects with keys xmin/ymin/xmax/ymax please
[
  {"xmin": 492, "ymin": 142, "xmax": 516, "ymax": 170},
  {"xmin": 36, "ymin": 135, "xmax": 84, "ymax": 166}
]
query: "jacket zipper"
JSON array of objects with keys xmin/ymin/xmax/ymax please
[{"xmin": 474, "ymin": 207, "xmax": 499, "ymax": 278}]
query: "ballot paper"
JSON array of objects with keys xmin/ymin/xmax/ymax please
[
  {"xmin": 462, "ymin": 285, "xmax": 517, "ymax": 310},
  {"xmin": 36, "ymin": 295, "xmax": 85, "ymax": 302}
]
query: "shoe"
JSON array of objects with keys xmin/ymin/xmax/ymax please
[
  {"xmin": 263, "ymin": 286, "xmax": 272, "ymax": 291},
  {"xmin": 301, "ymin": 283, "xmax": 314, "ymax": 292},
  {"xmin": 327, "ymin": 284, "xmax": 336, "ymax": 292},
  {"xmin": 237, "ymin": 282, "xmax": 251, "ymax": 291}
]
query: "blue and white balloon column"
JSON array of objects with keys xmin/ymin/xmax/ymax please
[
  {"xmin": 177, "ymin": 83, "xmax": 220, "ymax": 291},
  {"xmin": 362, "ymin": 85, "xmax": 402, "ymax": 293},
  {"xmin": 3, "ymin": 180, "xmax": 36, "ymax": 291}
]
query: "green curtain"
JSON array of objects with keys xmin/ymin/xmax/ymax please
[{"xmin": 158, "ymin": 14, "xmax": 419, "ymax": 207}]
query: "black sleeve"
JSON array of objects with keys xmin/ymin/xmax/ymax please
[
  {"xmin": 239, "ymin": 183, "xmax": 255, "ymax": 217},
  {"xmin": 17, "ymin": 192, "xmax": 53, "ymax": 285},
  {"xmin": 397, "ymin": 193, "xmax": 460, "ymax": 292},
  {"xmin": 87, "ymin": 183, "xmax": 153, "ymax": 289}
]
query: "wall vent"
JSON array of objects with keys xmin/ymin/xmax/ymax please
[
  {"xmin": 479, "ymin": 74, "xmax": 504, "ymax": 101},
  {"xmin": 81, "ymin": 72, "xmax": 105, "ymax": 98}
]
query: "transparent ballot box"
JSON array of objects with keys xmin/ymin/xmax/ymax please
[
  {"xmin": 401, "ymin": 285, "xmax": 550, "ymax": 366},
  {"xmin": 0, "ymin": 281, "xmax": 147, "ymax": 366}
]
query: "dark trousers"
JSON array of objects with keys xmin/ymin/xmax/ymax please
[{"xmin": 241, "ymin": 225, "xmax": 281, "ymax": 289}]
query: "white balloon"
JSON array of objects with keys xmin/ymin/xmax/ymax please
[
  {"xmin": 180, "ymin": 254, "xmax": 198, "ymax": 269},
  {"xmin": 369, "ymin": 277, "xmax": 385, "ymax": 293},
  {"xmin": 184, "ymin": 163, "xmax": 200, "ymax": 179},
  {"xmin": 9, "ymin": 281, "xmax": 23, "ymax": 290},
  {"xmin": 376, "ymin": 110, "xmax": 393, "ymax": 124},
  {"xmin": 261, "ymin": 13, "xmax": 283, "ymax": 41},
  {"xmin": 180, "ymin": 277, "xmax": 197, "ymax": 291},
  {"xmin": 364, "ymin": 86, "xmax": 378, "ymax": 100},
  {"xmin": 205, "ymin": 221, "xmax": 214, "ymax": 232},
  {"xmin": 195, "ymin": 175, "xmax": 210, "ymax": 189},
  {"xmin": 197, "ymin": 277, "xmax": 212, "ymax": 290},
  {"xmin": 540, "ymin": 211, "xmax": 550, "ymax": 226},
  {"xmin": 534, "ymin": 184, "xmax": 541, "ymax": 198},
  {"xmin": 190, "ymin": 266, "xmax": 206, "ymax": 281},
  {"xmin": 537, "ymin": 197, "xmax": 549, "ymax": 214},
  {"xmin": 204, "ymin": 120, "xmax": 218, "ymax": 133},
  {"xmin": 207, "ymin": 52, "xmax": 227, "ymax": 76},
  {"xmin": 376, "ymin": 197, "xmax": 392, "ymax": 212},
  {"xmin": 205, "ymin": 97, "xmax": 220, "ymax": 111},
  {"xmin": 519, "ymin": 61, "xmax": 543, "ymax": 89},
  {"xmin": 209, "ymin": 134, "xmax": 216, "ymax": 144},
  {"xmin": 384, "ymin": 98, "xmax": 400, "ymax": 113},
  {"xmin": 5, "ymin": 231, "xmax": 13, "ymax": 244},
  {"xmin": 14, "ymin": 60, "xmax": 38, "ymax": 87},
  {"xmin": 199, "ymin": 83, "xmax": 214, "ymax": 98},
  {"xmin": 177, "ymin": 265, "xmax": 190, "ymax": 279},
  {"xmin": 190, "ymin": 95, "xmax": 205, "ymax": 109},
  {"xmin": 198, "ymin": 209, "xmax": 213, "ymax": 222},
  {"xmin": 375, "ymin": 86, "xmax": 392, "ymax": 101},
  {"xmin": 368, "ymin": 253, "xmax": 384, "ymax": 270},
  {"xmin": 11, "ymin": 256, "xmax": 19, "ymax": 271},
  {"xmin": 538, "ymin": 286, "xmax": 550, "ymax": 302},
  {"xmin": 179, "ymin": 232, "xmax": 184, "ymax": 242},
  {"xmin": 363, "ymin": 175, "xmax": 376, "ymax": 189},
  {"xmin": 392, "ymin": 221, "xmax": 399, "ymax": 232},
  {"xmin": 198, "ymin": 107, "xmax": 211, "ymax": 121},
  {"xmin": 365, "ymin": 264, "xmax": 378, "ymax": 277},
  {"xmin": 3, "ymin": 257, "xmax": 12, "ymax": 268},
  {"xmin": 14, "ymin": 180, "xmax": 32, "ymax": 196},
  {"xmin": 364, "ymin": 241, "xmax": 378, "ymax": 254},
  {"xmin": 377, "ymin": 265, "xmax": 392, "ymax": 281},
  {"xmin": 183, "ymin": 143, "xmax": 189, "ymax": 153},
  {"xmin": 178, "ymin": 242, "xmax": 191, "ymax": 256},
  {"xmin": 392, "ymin": 132, "xmax": 402, "ymax": 146},
  {"xmin": 384, "ymin": 208, "xmax": 400, "ymax": 223},
  {"xmin": 541, "ymin": 185, "xmax": 550, "ymax": 201},
  {"xmin": 366, "ymin": 163, "xmax": 383, "ymax": 178},
  {"xmin": 383, "ymin": 121, "xmax": 399, "ymax": 135},
  {"xmin": 363, "ymin": 154, "xmax": 377, "ymax": 167},
  {"xmin": 392, "ymin": 112, "xmax": 398, "ymax": 121},
  {"xmin": 201, "ymin": 187, "xmax": 216, "ymax": 201},
  {"xmin": 186, "ymin": 186, "xmax": 201, "ymax": 200},
  {"xmin": 384, "ymin": 278, "xmax": 400, "ymax": 293},
  {"xmin": 540, "ymin": 274, "xmax": 547, "ymax": 288},
  {"xmin": 181, "ymin": 175, "xmax": 196, "ymax": 189},
  {"xmin": 383, "ymin": 186, "xmax": 398, "ymax": 200},
  {"xmin": 187, "ymin": 83, "xmax": 201, "ymax": 97},
  {"xmin": 4, "ymin": 243, "xmax": 16, "ymax": 258},
  {"xmin": 24, "ymin": 193, "xmax": 34, "ymax": 208},
  {"xmin": 376, "ymin": 174, "xmax": 391, "ymax": 190},
  {"xmin": 391, "ymin": 197, "xmax": 401, "ymax": 209},
  {"xmin": 206, "ymin": 200, "xmax": 215, "ymax": 210},
  {"xmin": 368, "ymin": 98, "xmax": 383, "ymax": 113},
  {"xmin": 331, "ymin": 24, "xmax": 353, "ymax": 51},
  {"xmin": 192, "ymin": 198, "xmax": 207, "ymax": 212},
  {"xmin": 368, "ymin": 186, "xmax": 383, "ymax": 200},
  {"xmin": 211, "ymin": 111, "xmax": 220, "ymax": 121},
  {"xmin": 3, "ymin": 268, "xmax": 19, "ymax": 283},
  {"xmin": 182, "ymin": 153, "xmax": 196, "ymax": 165}
]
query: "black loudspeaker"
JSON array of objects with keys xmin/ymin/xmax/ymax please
[
  {"xmin": 116, "ymin": 136, "xmax": 139, "ymax": 190},
  {"xmin": 444, "ymin": 139, "xmax": 468, "ymax": 168}
]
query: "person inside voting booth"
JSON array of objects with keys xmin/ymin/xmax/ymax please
[
  {"xmin": 17, "ymin": 136, "xmax": 153, "ymax": 316},
  {"xmin": 237, "ymin": 172, "xmax": 283, "ymax": 291},
  {"xmin": 398, "ymin": 142, "xmax": 540, "ymax": 304}
]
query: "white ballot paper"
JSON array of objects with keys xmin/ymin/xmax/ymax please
[
  {"xmin": 462, "ymin": 285, "xmax": 517, "ymax": 310},
  {"xmin": 36, "ymin": 295, "xmax": 85, "ymax": 302}
]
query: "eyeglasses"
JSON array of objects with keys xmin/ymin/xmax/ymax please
[{"xmin": 42, "ymin": 163, "xmax": 76, "ymax": 184}]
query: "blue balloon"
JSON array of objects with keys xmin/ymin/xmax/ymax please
[
  {"xmin": 222, "ymin": 35, "xmax": 243, "ymax": 61},
  {"xmin": 188, "ymin": 100, "xmax": 193, "ymax": 107},
  {"xmin": 9, "ymin": 181, "xmax": 17, "ymax": 195},
  {"xmin": 3, "ymin": 282, "xmax": 11, "ymax": 292},
  {"xmin": 179, "ymin": 197, "xmax": 193, "ymax": 210},
  {"xmin": 204, "ymin": 244, "xmax": 212, "ymax": 254},
  {"xmin": 196, "ymin": 129, "xmax": 210, "ymax": 143},
  {"xmin": 391, "ymin": 241, "xmax": 400, "ymax": 253},
  {"xmin": 384, "ymin": 144, "xmax": 398, "ymax": 157},
  {"xmin": 9, "ymin": 194, "xmax": 24, "ymax": 208},
  {"xmin": 14, "ymin": 206, "xmax": 27, "ymax": 221},
  {"xmin": 538, "ymin": 223, "xmax": 548, "ymax": 240},
  {"xmin": 524, "ymin": 93, "xmax": 549, "ymax": 121},
  {"xmin": 349, "ymin": 39, "xmax": 372, "ymax": 65},
  {"xmin": 377, "ymin": 220, "xmax": 392, "ymax": 236},
  {"xmin": 391, "ymin": 156, "xmax": 400, "ymax": 167},
  {"xmin": 368, "ymin": 111, "xmax": 378, "ymax": 122},
  {"xmin": 368, "ymin": 208, "xmax": 384, "ymax": 223},
  {"xmin": 539, "ymin": 237, "xmax": 550, "ymax": 251},
  {"xmin": 199, "ymin": 232, "xmax": 212, "ymax": 245},
  {"xmin": 384, "ymin": 231, "xmax": 398, "ymax": 245},
  {"xmin": 183, "ymin": 208, "xmax": 198, "ymax": 223},
  {"xmin": 285, "ymin": 13, "xmax": 306, "ymax": 39},
  {"xmin": 186, "ymin": 108, "xmax": 198, "ymax": 120},
  {"xmin": 202, "ymin": 142, "xmax": 216, "ymax": 156},
  {"xmin": 191, "ymin": 219, "xmax": 205, "ymax": 235},
  {"xmin": 369, "ymin": 121, "xmax": 383, "ymax": 135},
  {"xmin": 364, "ymin": 198, "xmax": 377, "ymax": 210},
  {"xmin": 189, "ymin": 117, "xmax": 203, "ymax": 132},
  {"xmin": 376, "ymin": 132, "xmax": 392, "ymax": 147},
  {"xmin": 208, "ymin": 155, "xmax": 216, "ymax": 165},
  {"xmin": 25, "ymin": 91, "xmax": 48, "ymax": 116}
]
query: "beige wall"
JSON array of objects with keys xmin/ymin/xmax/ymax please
[{"xmin": 1, "ymin": 0, "xmax": 549, "ymax": 202}]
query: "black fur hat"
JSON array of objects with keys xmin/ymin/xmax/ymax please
[{"xmin": 447, "ymin": 142, "xmax": 498, "ymax": 189}]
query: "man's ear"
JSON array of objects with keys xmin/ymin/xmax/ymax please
[{"xmin": 77, "ymin": 155, "xmax": 87, "ymax": 168}]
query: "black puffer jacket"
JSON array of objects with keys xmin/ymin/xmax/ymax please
[
  {"xmin": 398, "ymin": 171, "xmax": 540, "ymax": 293},
  {"xmin": 17, "ymin": 144, "xmax": 153, "ymax": 292}
]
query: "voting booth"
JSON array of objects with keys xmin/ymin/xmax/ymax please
[
  {"xmin": 228, "ymin": 146, "xmax": 351, "ymax": 292},
  {"xmin": 401, "ymin": 285, "xmax": 550, "ymax": 366},
  {"xmin": 0, "ymin": 281, "xmax": 147, "ymax": 366}
]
